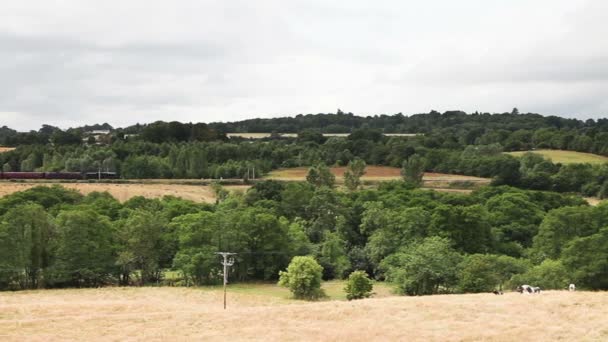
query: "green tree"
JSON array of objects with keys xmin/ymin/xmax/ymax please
[
  {"xmin": 509, "ymin": 259, "xmax": 568, "ymax": 290},
  {"xmin": 382, "ymin": 237, "xmax": 461, "ymax": 295},
  {"xmin": 344, "ymin": 270, "xmax": 373, "ymax": 300},
  {"xmin": 0, "ymin": 204, "xmax": 54, "ymax": 289},
  {"xmin": 50, "ymin": 209, "xmax": 115, "ymax": 287},
  {"xmin": 171, "ymin": 211, "xmax": 220, "ymax": 285},
  {"xmin": 344, "ymin": 158, "xmax": 366, "ymax": 191},
  {"xmin": 210, "ymin": 182, "xmax": 229, "ymax": 204},
  {"xmin": 531, "ymin": 206, "xmax": 597, "ymax": 261},
  {"xmin": 457, "ymin": 254, "xmax": 528, "ymax": 293},
  {"xmin": 401, "ymin": 154, "xmax": 425, "ymax": 187},
  {"xmin": 278, "ymin": 256, "xmax": 325, "ymax": 300},
  {"xmin": 318, "ymin": 231, "xmax": 351, "ymax": 279},
  {"xmin": 561, "ymin": 227, "xmax": 608, "ymax": 290},
  {"xmin": 306, "ymin": 164, "xmax": 336, "ymax": 188},
  {"xmin": 116, "ymin": 210, "xmax": 167, "ymax": 284}
]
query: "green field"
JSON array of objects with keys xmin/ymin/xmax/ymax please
[{"xmin": 507, "ymin": 149, "xmax": 608, "ymax": 164}]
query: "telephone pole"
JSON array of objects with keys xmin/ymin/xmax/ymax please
[{"xmin": 216, "ymin": 252, "xmax": 236, "ymax": 309}]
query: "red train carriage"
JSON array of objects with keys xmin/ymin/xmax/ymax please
[{"xmin": 0, "ymin": 172, "xmax": 46, "ymax": 179}]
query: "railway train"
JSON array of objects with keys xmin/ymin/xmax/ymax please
[{"xmin": 0, "ymin": 172, "xmax": 118, "ymax": 180}]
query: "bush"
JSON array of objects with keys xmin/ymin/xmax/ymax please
[
  {"xmin": 278, "ymin": 256, "xmax": 325, "ymax": 300},
  {"xmin": 344, "ymin": 270, "xmax": 373, "ymax": 300},
  {"xmin": 508, "ymin": 259, "xmax": 569, "ymax": 289}
]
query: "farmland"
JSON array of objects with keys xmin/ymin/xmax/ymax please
[
  {"xmin": 0, "ymin": 147, "xmax": 15, "ymax": 153},
  {"xmin": 507, "ymin": 149, "xmax": 608, "ymax": 165},
  {"xmin": 1, "ymin": 286, "xmax": 606, "ymax": 341},
  {"xmin": 0, "ymin": 182, "xmax": 249, "ymax": 203},
  {"xmin": 266, "ymin": 166, "xmax": 491, "ymax": 187},
  {"xmin": 226, "ymin": 133, "xmax": 418, "ymax": 139}
]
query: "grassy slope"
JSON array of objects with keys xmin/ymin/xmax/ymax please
[
  {"xmin": 2, "ymin": 286, "xmax": 607, "ymax": 341},
  {"xmin": 507, "ymin": 149, "xmax": 608, "ymax": 164}
]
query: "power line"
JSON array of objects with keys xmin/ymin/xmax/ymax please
[{"xmin": 216, "ymin": 252, "xmax": 236, "ymax": 310}]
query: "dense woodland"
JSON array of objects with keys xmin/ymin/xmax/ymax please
[
  {"xmin": 2, "ymin": 110, "xmax": 608, "ymax": 196},
  {"xmin": 1, "ymin": 179, "xmax": 606, "ymax": 293},
  {"xmin": 2, "ymin": 111, "xmax": 608, "ymax": 293}
]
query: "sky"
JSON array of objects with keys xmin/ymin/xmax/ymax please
[{"xmin": 0, "ymin": 0, "xmax": 607, "ymax": 131}]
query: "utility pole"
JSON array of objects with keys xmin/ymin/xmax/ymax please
[{"xmin": 216, "ymin": 252, "xmax": 236, "ymax": 309}]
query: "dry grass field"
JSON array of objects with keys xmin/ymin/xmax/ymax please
[
  {"xmin": 227, "ymin": 133, "xmax": 418, "ymax": 139},
  {"xmin": 0, "ymin": 182, "xmax": 249, "ymax": 203},
  {"xmin": 0, "ymin": 147, "xmax": 16, "ymax": 153},
  {"xmin": 507, "ymin": 149, "xmax": 608, "ymax": 164},
  {"xmin": 1, "ymin": 286, "xmax": 606, "ymax": 341},
  {"xmin": 267, "ymin": 166, "xmax": 491, "ymax": 186}
]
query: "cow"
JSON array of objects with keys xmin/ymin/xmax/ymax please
[
  {"xmin": 517, "ymin": 285, "xmax": 540, "ymax": 294},
  {"xmin": 569, "ymin": 283, "xmax": 576, "ymax": 291},
  {"xmin": 492, "ymin": 290, "xmax": 504, "ymax": 295}
]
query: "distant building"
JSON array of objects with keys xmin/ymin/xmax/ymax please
[
  {"xmin": 83, "ymin": 130, "xmax": 112, "ymax": 145},
  {"xmin": 89, "ymin": 130, "xmax": 111, "ymax": 135}
]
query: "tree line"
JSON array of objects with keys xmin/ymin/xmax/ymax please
[
  {"xmin": 1, "ymin": 178, "xmax": 606, "ymax": 293},
  {"xmin": 3, "ymin": 125, "xmax": 608, "ymax": 197}
]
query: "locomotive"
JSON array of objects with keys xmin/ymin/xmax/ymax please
[{"xmin": 0, "ymin": 172, "xmax": 118, "ymax": 180}]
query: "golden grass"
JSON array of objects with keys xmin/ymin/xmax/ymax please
[
  {"xmin": 227, "ymin": 133, "xmax": 418, "ymax": 139},
  {"xmin": 0, "ymin": 147, "xmax": 16, "ymax": 153},
  {"xmin": 1, "ymin": 287, "xmax": 607, "ymax": 341},
  {"xmin": 267, "ymin": 166, "xmax": 491, "ymax": 185},
  {"xmin": 507, "ymin": 149, "xmax": 608, "ymax": 165},
  {"xmin": 0, "ymin": 183, "xmax": 249, "ymax": 203}
]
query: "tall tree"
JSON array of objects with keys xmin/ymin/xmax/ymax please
[
  {"xmin": 401, "ymin": 154, "xmax": 425, "ymax": 187},
  {"xmin": 306, "ymin": 164, "xmax": 336, "ymax": 188},
  {"xmin": 0, "ymin": 204, "xmax": 54, "ymax": 289},
  {"xmin": 344, "ymin": 158, "xmax": 366, "ymax": 191},
  {"xmin": 50, "ymin": 209, "xmax": 115, "ymax": 287}
]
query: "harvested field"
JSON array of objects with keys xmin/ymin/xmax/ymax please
[
  {"xmin": 227, "ymin": 133, "xmax": 418, "ymax": 139},
  {"xmin": 507, "ymin": 149, "xmax": 608, "ymax": 164},
  {"xmin": 0, "ymin": 182, "xmax": 249, "ymax": 203},
  {"xmin": 1, "ymin": 287, "xmax": 606, "ymax": 341},
  {"xmin": 267, "ymin": 166, "xmax": 491, "ymax": 185},
  {"xmin": 0, "ymin": 147, "xmax": 15, "ymax": 153}
]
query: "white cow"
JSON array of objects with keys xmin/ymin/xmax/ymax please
[{"xmin": 569, "ymin": 283, "xmax": 576, "ymax": 291}]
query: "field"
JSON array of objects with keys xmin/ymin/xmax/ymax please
[
  {"xmin": 507, "ymin": 149, "xmax": 608, "ymax": 164},
  {"xmin": 0, "ymin": 147, "xmax": 16, "ymax": 153},
  {"xmin": 267, "ymin": 166, "xmax": 491, "ymax": 187},
  {"xmin": 1, "ymin": 286, "xmax": 607, "ymax": 341},
  {"xmin": 0, "ymin": 182, "xmax": 249, "ymax": 203},
  {"xmin": 227, "ymin": 133, "xmax": 418, "ymax": 139}
]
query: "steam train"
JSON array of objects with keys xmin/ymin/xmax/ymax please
[{"xmin": 0, "ymin": 172, "xmax": 118, "ymax": 180}]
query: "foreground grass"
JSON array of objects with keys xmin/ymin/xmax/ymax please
[
  {"xmin": 2, "ymin": 285, "xmax": 608, "ymax": 341},
  {"xmin": 507, "ymin": 149, "xmax": 608, "ymax": 164},
  {"xmin": 177, "ymin": 280, "xmax": 394, "ymax": 302}
]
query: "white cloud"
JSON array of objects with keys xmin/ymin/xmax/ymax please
[{"xmin": 0, "ymin": 0, "xmax": 606, "ymax": 130}]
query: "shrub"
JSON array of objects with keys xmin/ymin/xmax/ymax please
[
  {"xmin": 278, "ymin": 256, "xmax": 325, "ymax": 300},
  {"xmin": 508, "ymin": 259, "xmax": 569, "ymax": 289},
  {"xmin": 344, "ymin": 270, "xmax": 373, "ymax": 300}
]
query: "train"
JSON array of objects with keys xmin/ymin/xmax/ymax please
[{"xmin": 0, "ymin": 172, "xmax": 119, "ymax": 180}]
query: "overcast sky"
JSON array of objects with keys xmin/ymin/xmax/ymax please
[{"xmin": 0, "ymin": 0, "xmax": 607, "ymax": 131}]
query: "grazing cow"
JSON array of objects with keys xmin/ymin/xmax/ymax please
[
  {"xmin": 492, "ymin": 290, "xmax": 503, "ymax": 295},
  {"xmin": 569, "ymin": 284, "xmax": 576, "ymax": 291},
  {"xmin": 517, "ymin": 285, "xmax": 539, "ymax": 294}
]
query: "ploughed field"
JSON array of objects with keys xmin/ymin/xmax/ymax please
[
  {"xmin": 507, "ymin": 149, "xmax": 608, "ymax": 164},
  {"xmin": 1, "ymin": 286, "xmax": 606, "ymax": 341}
]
